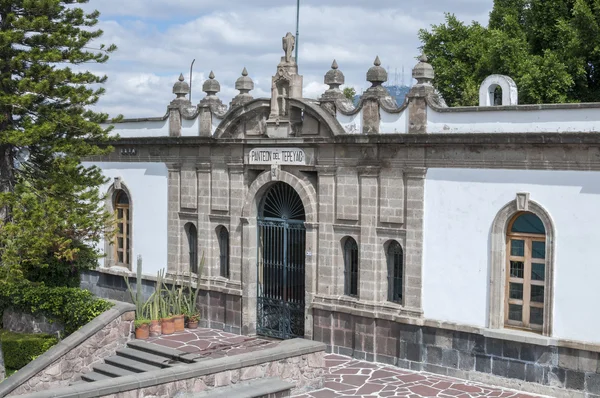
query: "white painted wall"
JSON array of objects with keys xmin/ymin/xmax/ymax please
[
  {"xmin": 380, "ymin": 109, "xmax": 408, "ymax": 134},
  {"xmin": 83, "ymin": 162, "xmax": 169, "ymax": 276},
  {"xmin": 104, "ymin": 119, "xmax": 169, "ymax": 138},
  {"xmin": 336, "ymin": 110, "xmax": 362, "ymax": 134},
  {"xmin": 181, "ymin": 117, "xmax": 199, "ymax": 137},
  {"xmin": 423, "ymin": 168, "xmax": 600, "ymax": 344},
  {"xmin": 427, "ymin": 107, "xmax": 600, "ymax": 134}
]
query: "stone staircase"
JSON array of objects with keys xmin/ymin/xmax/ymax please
[{"xmin": 72, "ymin": 340, "xmax": 202, "ymax": 384}]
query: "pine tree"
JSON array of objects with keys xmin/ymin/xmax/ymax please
[{"xmin": 0, "ymin": 1, "xmax": 120, "ymax": 275}]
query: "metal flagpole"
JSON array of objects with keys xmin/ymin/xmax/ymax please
[{"xmin": 295, "ymin": 0, "xmax": 300, "ymax": 63}]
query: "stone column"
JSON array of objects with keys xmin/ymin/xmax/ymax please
[
  {"xmin": 228, "ymin": 163, "xmax": 245, "ymax": 283},
  {"xmin": 403, "ymin": 168, "xmax": 426, "ymax": 312},
  {"xmin": 304, "ymin": 222, "xmax": 319, "ymax": 340},
  {"xmin": 241, "ymin": 216, "xmax": 257, "ymax": 336},
  {"xmin": 358, "ymin": 166, "xmax": 380, "ymax": 302},
  {"xmin": 168, "ymin": 107, "xmax": 182, "ymax": 137},
  {"xmin": 166, "ymin": 163, "xmax": 181, "ymax": 273},
  {"xmin": 316, "ymin": 165, "xmax": 336, "ymax": 296},
  {"xmin": 196, "ymin": 163, "xmax": 212, "ymax": 278}
]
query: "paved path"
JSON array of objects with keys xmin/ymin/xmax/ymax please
[
  {"xmin": 293, "ymin": 354, "xmax": 543, "ymax": 398},
  {"xmin": 147, "ymin": 328, "xmax": 545, "ymax": 398},
  {"xmin": 147, "ymin": 328, "xmax": 279, "ymax": 359}
]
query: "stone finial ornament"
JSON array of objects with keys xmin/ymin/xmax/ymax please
[
  {"xmin": 236, "ymin": 67, "xmax": 254, "ymax": 94},
  {"xmin": 231, "ymin": 67, "xmax": 255, "ymax": 108},
  {"xmin": 325, "ymin": 60, "xmax": 345, "ymax": 88},
  {"xmin": 171, "ymin": 73, "xmax": 190, "ymax": 103},
  {"xmin": 366, "ymin": 56, "xmax": 388, "ymax": 87},
  {"xmin": 202, "ymin": 71, "xmax": 220, "ymax": 97},
  {"xmin": 412, "ymin": 54, "xmax": 434, "ymax": 85},
  {"xmin": 321, "ymin": 59, "xmax": 346, "ymax": 101}
]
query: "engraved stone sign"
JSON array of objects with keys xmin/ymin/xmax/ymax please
[{"xmin": 248, "ymin": 148, "xmax": 306, "ymax": 165}]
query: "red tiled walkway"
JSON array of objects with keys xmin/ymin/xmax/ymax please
[
  {"xmin": 145, "ymin": 328, "xmax": 547, "ymax": 397},
  {"xmin": 292, "ymin": 354, "xmax": 547, "ymax": 398},
  {"xmin": 146, "ymin": 327, "xmax": 279, "ymax": 359}
]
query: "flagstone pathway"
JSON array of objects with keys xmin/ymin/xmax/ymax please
[
  {"xmin": 146, "ymin": 328, "xmax": 279, "ymax": 359},
  {"xmin": 293, "ymin": 354, "xmax": 545, "ymax": 398},
  {"xmin": 146, "ymin": 328, "xmax": 547, "ymax": 398}
]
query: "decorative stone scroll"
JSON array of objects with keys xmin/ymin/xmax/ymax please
[{"xmin": 248, "ymin": 148, "xmax": 306, "ymax": 165}]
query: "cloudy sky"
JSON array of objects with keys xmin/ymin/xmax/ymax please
[{"xmin": 82, "ymin": 0, "xmax": 494, "ymax": 118}]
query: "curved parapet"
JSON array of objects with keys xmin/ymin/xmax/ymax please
[{"xmin": 479, "ymin": 75, "xmax": 518, "ymax": 106}]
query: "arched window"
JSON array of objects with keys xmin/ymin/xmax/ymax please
[
  {"xmin": 506, "ymin": 212, "xmax": 546, "ymax": 332},
  {"xmin": 114, "ymin": 190, "xmax": 131, "ymax": 268},
  {"xmin": 218, "ymin": 227, "xmax": 230, "ymax": 278},
  {"xmin": 343, "ymin": 237, "xmax": 359, "ymax": 297},
  {"xmin": 493, "ymin": 86, "xmax": 503, "ymax": 106},
  {"xmin": 387, "ymin": 241, "xmax": 403, "ymax": 304},
  {"xmin": 185, "ymin": 223, "xmax": 198, "ymax": 274}
]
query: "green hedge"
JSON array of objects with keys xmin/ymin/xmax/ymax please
[
  {"xmin": 0, "ymin": 330, "xmax": 58, "ymax": 370},
  {"xmin": 0, "ymin": 279, "xmax": 113, "ymax": 335}
]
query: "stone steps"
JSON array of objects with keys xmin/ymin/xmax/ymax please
[
  {"xmin": 93, "ymin": 363, "xmax": 136, "ymax": 378},
  {"xmin": 105, "ymin": 355, "xmax": 163, "ymax": 373},
  {"xmin": 77, "ymin": 340, "xmax": 189, "ymax": 384},
  {"xmin": 116, "ymin": 347, "xmax": 176, "ymax": 367},
  {"xmin": 81, "ymin": 371, "xmax": 112, "ymax": 383}
]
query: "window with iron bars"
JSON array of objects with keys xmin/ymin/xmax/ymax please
[
  {"xmin": 185, "ymin": 223, "xmax": 198, "ymax": 274},
  {"xmin": 387, "ymin": 241, "xmax": 403, "ymax": 304},
  {"xmin": 219, "ymin": 227, "xmax": 230, "ymax": 278},
  {"xmin": 343, "ymin": 237, "xmax": 359, "ymax": 297}
]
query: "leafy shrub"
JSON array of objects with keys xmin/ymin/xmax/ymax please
[
  {"xmin": 0, "ymin": 278, "xmax": 112, "ymax": 335},
  {"xmin": 21, "ymin": 243, "xmax": 99, "ymax": 288},
  {"xmin": 0, "ymin": 330, "xmax": 58, "ymax": 370}
]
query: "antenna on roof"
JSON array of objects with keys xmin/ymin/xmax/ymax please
[
  {"xmin": 295, "ymin": 0, "xmax": 300, "ymax": 63},
  {"xmin": 189, "ymin": 59, "xmax": 196, "ymax": 103}
]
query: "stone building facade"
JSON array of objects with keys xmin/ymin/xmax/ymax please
[{"xmin": 82, "ymin": 34, "xmax": 600, "ymax": 397}]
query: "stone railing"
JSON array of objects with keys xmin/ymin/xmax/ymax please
[
  {"xmin": 0, "ymin": 300, "xmax": 135, "ymax": 397},
  {"xmin": 13, "ymin": 339, "xmax": 326, "ymax": 398}
]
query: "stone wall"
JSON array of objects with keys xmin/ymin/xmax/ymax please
[
  {"xmin": 1, "ymin": 302, "xmax": 134, "ymax": 397},
  {"xmin": 13, "ymin": 339, "xmax": 326, "ymax": 398},
  {"xmin": 198, "ymin": 290, "xmax": 242, "ymax": 335},
  {"xmin": 81, "ymin": 270, "xmax": 243, "ymax": 335},
  {"xmin": 0, "ymin": 341, "xmax": 5, "ymax": 382},
  {"xmin": 98, "ymin": 351, "xmax": 324, "ymax": 398},
  {"xmin": 313, "ymin": 308, "xmax": 600, "ymax": 398},
  {"xmin": 2, "ymin": 308, "xmax": 63, "ymax": 335}
]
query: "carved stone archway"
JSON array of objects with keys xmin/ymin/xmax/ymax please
[{"xmin": 240, "ymin": 169, "xmax": 318, "ymax": 338}]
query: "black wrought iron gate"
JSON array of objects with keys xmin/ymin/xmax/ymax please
[{"xmin": 257, "ymin": 182, "xmax": 306, "ymax": 339}]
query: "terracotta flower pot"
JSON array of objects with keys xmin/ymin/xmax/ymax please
[
  {"xmin": 187, "ymin": 320, "xmax": 199, "ymax": 329},
  {"xmin": 174, "ymin": 314, "xmax": 185, "ymax": 332},
  {"xmin": 149, "ymin": 320, "xmax": 161, "ymax": 337},
  {"xmin": 161, "ymin": 317, "xmax": 175, "ymax": 335},
  {"xmin": 135, "ymin": 323, "xmax": 150, "ymax": 340}
]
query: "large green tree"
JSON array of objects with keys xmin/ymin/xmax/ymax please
[
  {"xmin": 419, "ymin": 0, "xmax": 600, "ymax": 106},
  {"xmin": 0, "ymin": 1, "xmax": 119, "ymax": 278}
]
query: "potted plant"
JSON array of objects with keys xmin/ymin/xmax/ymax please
[
  {"xmin": 125, "ymin": 256, "xmax": 150, "ymax": 338},
  {"xmin": 165, "ymin": 272, "xmax": 185, "ymax": 332},
  {"xmin": 183, "ymin": 267, "xmax": 202, "ymax": 329},
  {"xmin": 159, "ymin": 291, "xmax": 175, "ymax": 335},
  {"xmin": 186, "ymin": 312, "xmax": 200, "ymax": 329},
  {"xmin": 147, "ymin": 270, "xmax": 164, "ymax": 337},
  {"xmin": 134, "ymin": 319, "xmax": 150, "ymax": 339}
]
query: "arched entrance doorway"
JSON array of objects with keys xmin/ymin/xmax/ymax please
[{"xmin": 257, "ymin": 182, "xmax": 306, "ymax": 339}]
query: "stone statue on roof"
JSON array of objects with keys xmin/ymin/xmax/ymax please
[{"xmin": 282, "ymin": 32, "xmax": 295, "ymax": 64}]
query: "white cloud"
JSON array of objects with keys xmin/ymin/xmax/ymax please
[{"xmin": 82, "ymin": 1, "xmax": 493, "ymax": 118}]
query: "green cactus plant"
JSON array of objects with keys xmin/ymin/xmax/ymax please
[
  {"xmin": 124, "ymin": 255, "xmax": 144, "ymax": 319},
  {"xmin": 184, "ymin": 253, "xmax": 205, "ymax": 320}
]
